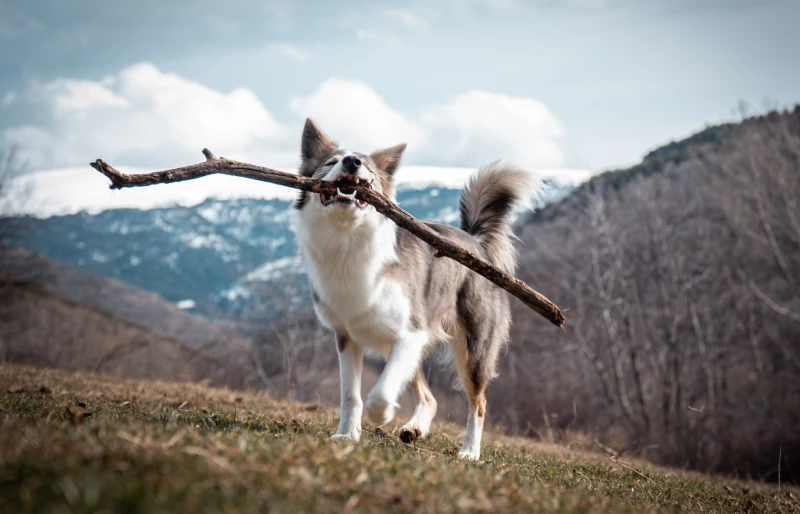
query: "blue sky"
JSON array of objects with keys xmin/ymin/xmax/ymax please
[{"xmin": 1, "ymin": 0, "xmax": 798, "ymax": 190}]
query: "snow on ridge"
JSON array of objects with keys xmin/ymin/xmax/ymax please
[
  {"xmin": 244, "ymin": 256, "xmax": 303, "ymax": 282},
  {"xmin": 5, "ymin": 166, "xmax": 299, "ymax": 218},
  {"xmin": 5, "ymin": 164, "xmax": 592, "ymax": 218}
]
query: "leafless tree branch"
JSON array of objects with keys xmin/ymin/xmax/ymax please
[
  {"xmin": 89, "ymin": 151, "xmax": 565, "ymax": 327},
  {"xmin": 749, "ymin": 280, "xmax": 800, "ymax": 326}
]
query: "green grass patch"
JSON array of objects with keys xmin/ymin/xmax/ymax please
[{"xmin": 1, "ymin": 364, "xmax": 796, "ymax": 513}]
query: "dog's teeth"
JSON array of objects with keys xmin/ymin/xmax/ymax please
[{"xmin": 336, "ymin": 187, "xmax": 356, "ymax": 199}]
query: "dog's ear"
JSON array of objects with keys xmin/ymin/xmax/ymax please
[
  {"xmin": 370, "ymin": 143, "xmax": 407, "ymax": 177},
  {"xmin": 301, "ymin": 118, "xmax": 337, "ymax": 163}
]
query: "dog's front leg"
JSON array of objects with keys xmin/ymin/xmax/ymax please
[
  {"xmin": 331, "ymin": 334, "xmax": 364, "ymax": 441},
  {"xmin": 365, "ymin": 331, "xmax": 428, "ymax": 426}
]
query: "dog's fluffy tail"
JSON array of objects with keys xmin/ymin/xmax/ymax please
[{"xmin": 459, "ymin": 161, "xmax": 536, "ymax": 275}]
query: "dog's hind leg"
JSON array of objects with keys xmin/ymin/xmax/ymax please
[
  {"xmin": 451, "ymin": 292, "xmax": 509, "ymax": 461},
  {"xmin": 459, "ymin": 385, "xmax": 487, "ymax": 461},
  {"xmin": 398, "ymin": 366, "xmax": 438, "ymax": 443},
  {"xmin": 450, "ymin": 332, "xmax": 489, "ymax": 461},
  {"xmin": 331, "ymin": 333, "xmax": 364, "ymax": 442},
  {"xmin": 365, "ymin": 330, "xmax": 429, "ymax": 426}
]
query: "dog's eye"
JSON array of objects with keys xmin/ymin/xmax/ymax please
[{"xmin": 325, "ymin": 159, "xmax": 339, "ymax": 167}]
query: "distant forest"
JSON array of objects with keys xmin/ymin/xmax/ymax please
[{"xmin": 499, "ymin": 107, "xmax": 800, "ymax": 482}]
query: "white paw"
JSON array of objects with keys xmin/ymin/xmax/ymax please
[
  {"xmin": 457, "ymin": 449, "xmax": 481, "ymax": 461},
  {"xmin": 330, "ymin": 432, "xmax": 360, "ymax": 443},
  {"xmin": 364, "ymin": 394, "xmax": 398, "ymax": 426}
]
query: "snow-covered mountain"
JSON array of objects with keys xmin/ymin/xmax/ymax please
[{"xmin": 10, "ymin": 180, "xmax": 575, "ymax": 325}]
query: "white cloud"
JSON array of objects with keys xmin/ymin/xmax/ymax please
[
  {"xmin": 293, "ymin": 78, "xmax": 566, "ymax": 169},
  {"xmin": 290, "ymin": 78, "xmax": 421, "ymax": 152},
  {"xmin": 265, "ymin": 42, "xmax": 312, "ymax": 62},
  {"xmin": 419, "ymin": 91, "xmax": 565, "ymax": 168},
  {"xmin": 46, "ymin": 79, "xmax": 129, "ymax": 113},
  {"xmin": 3, "ymin": 65, "xmax": 568, "ymax": 171},
  {"xmin": 1, "ymin": 63, "xmax": 585, "ymax": 216},
  {"xmin": 1, "ymin": 62, "xmax": 290, "ymax": 170}
]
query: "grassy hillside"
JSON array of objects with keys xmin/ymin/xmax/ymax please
[
  {"xmin": 1, "ymin": 365, "xmax": 796, "ymax": 513},
  {"xmin": 0, "ymin": 279, "xmax": 233, "ymax": 383},
  {"xmin": 0, "ymin": 245, "xmax": 263, "ymax": 391},
  {"xmin": 0, "ymin": 245, "xmax": 254, "ymax": 354}
]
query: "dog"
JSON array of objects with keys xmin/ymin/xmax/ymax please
[{"xmin": 292, "ymin": 118, "xmax": 533, "ymax": 460}]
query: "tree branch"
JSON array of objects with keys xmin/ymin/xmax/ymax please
[
  {"xmin": 90, "ymin": 151, "xmax": 565, "ymax": 327},
  {"xmin": 749, "ymin": 280, "xmax": 800, "ymax": 326}
]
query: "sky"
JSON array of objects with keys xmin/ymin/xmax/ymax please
[{"xmin": 1, "ymin": 0, "xmax": 798, "ymax": 214}]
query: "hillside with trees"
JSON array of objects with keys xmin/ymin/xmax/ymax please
[{"xmin": 493, "ymin": 107, "xmax": 800, "ymax": 482}]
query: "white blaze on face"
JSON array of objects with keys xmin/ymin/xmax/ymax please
[
  {"xmin": 322, "ymin": 151, "xmax": 372, "ymax": 184},
  {"xmin": 322, "ymin": 152, "xmax": 350, "ymax": 182},
  {"xmin": 323, "ymin": 152, "xmax": 348, "ymax": 182}
]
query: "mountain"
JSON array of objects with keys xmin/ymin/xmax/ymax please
[
  {"xmin": 525, "ymin": 108, "xmax": 798, "ymax": 225},
  {"xmin": 9, "ymin": 183, "xmax": 568, "ymax": 325},
  {"xmin": 0, "ymin": 245, "xmax": 260, "ymax": 389}
]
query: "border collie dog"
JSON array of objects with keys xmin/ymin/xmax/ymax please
[{"xmin": 292, "ymin": 118, "xmax": 533, "ymax": 460}]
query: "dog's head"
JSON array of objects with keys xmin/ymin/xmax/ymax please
[{"xmin": 294, "ymin": 118, "xmax": 406, "ymax": 220}]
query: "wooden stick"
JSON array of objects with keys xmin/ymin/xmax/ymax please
[{"xmin": 89, "ymin": 151, "xmax": 565, "ymax": 327}]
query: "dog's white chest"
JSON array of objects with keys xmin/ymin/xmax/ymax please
[
  {"xmin": 295, "ymin": 205, "xmax": 414, "ymax": 352},
  {"xmin": 313, "ymin": 267, "xmax": 411, "ymax": 353},
  {"xmin": 344, "ymin": 279, "xmax": 410, "ymax": 349}
]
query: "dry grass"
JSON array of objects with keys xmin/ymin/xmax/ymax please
[{"xmin": 1, "ymin": 364, "xmax": 797, "ymax": 513}]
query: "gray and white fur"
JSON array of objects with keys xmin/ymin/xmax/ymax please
[{"xmin": 292, "ymin": 118, "xmax": 534, "ymax": 460}]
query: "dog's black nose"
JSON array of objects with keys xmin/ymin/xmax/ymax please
[{"xmin": 342, "ymin": 155, "xmax": 362, "ymax": 173}]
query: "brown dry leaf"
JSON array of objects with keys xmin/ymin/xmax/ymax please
[
  {"xmin": 343, "ymin": 494, "xmax": 359, "ymax": 512},
  {"xmin": 65, "ymin": 406, "xmax": 92, "ymax": 425},
  {"xmin": 7, "ymin": 384, "xmax": 24, "ymax": 393},
  {"xmin": 183, "ymin": 446, "xmax": 232, "ymax": 470},
  {"xmin": 354, "ymin": 470, "xmax": 369, "ymax": 486},
  {"xmin": 162, "ymin": 430, "xmax": 187, "ymax": 450},
  {"xmin": 288, "ymin": 466, "xmax": 317, "ymax": 484}
]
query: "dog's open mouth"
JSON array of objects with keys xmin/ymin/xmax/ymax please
[{"xmin": 320, "ymin": 180, "xmax": 370, "ymax": 209}]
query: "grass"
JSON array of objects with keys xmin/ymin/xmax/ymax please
[{"xmin": 0, "ymin": 364, "xmax": 797, "ymax": 513}]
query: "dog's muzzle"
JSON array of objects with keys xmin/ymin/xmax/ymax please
[
  {"xmin": 319, "ymin": 175, "xmax": 370, "ymax": 209},
  {"xmin": 341, "ymin": 155, "xmax": 362, "ymax": 174}
]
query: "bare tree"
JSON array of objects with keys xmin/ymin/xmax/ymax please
[
  {"xmin": 490, "ymin": 107, "xmax": 800, "ymax": 482},
  {"xmin": 0, "ymin": 146, "xmax": 25, "ymax": 245}
]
